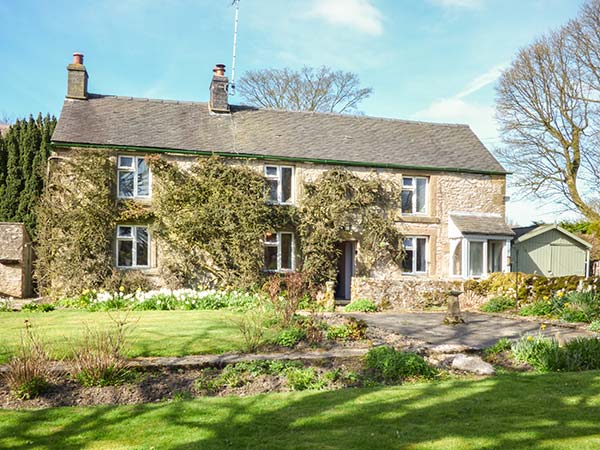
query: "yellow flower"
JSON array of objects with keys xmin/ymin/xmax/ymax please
[
  {"xmin": 119, "ymin": 286, "xmax": 125, "ymax": 292},
  {"xmin": 543, "ymin": 296, "xmax": 549, "ymax": 301},
  {"xmin": 557, "ymin": 291, "xmax": 564, "ymax": 298},
  {"xmin": 136, "ymin": 287, "xmax": 142, "ymax": 292},
  {"xmin": 82, "ymin": 289, "xmax": 89, "ymax": 296},
  {"xmin": 564, "ymin": 302, "xmax": 570, "ymax": 308},
  {"xmin": 540, "ymin": 324, "xmax": 547, "ymax": 330},
  {"xmin": 527, "ymin": 336, "xmax": 533, "ymax": 341}
]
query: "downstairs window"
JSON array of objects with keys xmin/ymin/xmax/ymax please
[
  {"xmin": 116, "ymin": 225, "xmax": 150, "ymax": 268},
  {"xmin": 264, "ymin": 232, "xmax": 294, "ymax": 272}
]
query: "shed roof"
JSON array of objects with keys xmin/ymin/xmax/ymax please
[
  {"xmin": 52, "ymin": 94, "xmax": 507, "ymax": 175},
  {"xmin": 512, "ymin": 224, "xmax": 593, "ymax": 249}
]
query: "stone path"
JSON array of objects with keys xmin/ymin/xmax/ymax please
[{"xmin": 347, "ymin": 311, "xmax": 594, "ymax": 350}]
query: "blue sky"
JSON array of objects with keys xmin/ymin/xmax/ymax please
[{"xmin": 0, "ymin": 0, "xmax": 587, "ymax": 224}]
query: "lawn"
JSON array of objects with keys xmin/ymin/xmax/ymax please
[
  {"xmin": 0, "ymin": 310, "xmax": 246, "ymax": 363},
  {"xmin": 1, "ymin": 371, "xmax": 600, "ymax": 449}
]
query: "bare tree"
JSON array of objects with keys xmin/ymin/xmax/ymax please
[
  {"xmin": 237, "ymin": 66, "xmax": 372, "ymax": 114},
  {"xmin": 496, "ymin": 2, "xmax": 600, "ymax": 223}
]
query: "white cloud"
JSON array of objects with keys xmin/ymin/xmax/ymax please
[
  {"xmin": 308, "ymin": 0, "xmax": 383, "ymax": 36},
  {"xmin": 412, "ymin": 65, "xmax": 505, "ymax": 140},
  {"xmin": 430, "ymin": 0, "xmax": 482, "ymax": 8}
]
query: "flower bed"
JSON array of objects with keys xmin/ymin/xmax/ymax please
[{"xmin": 56, "ymin": 288, "xmax": 263, "ymax": 312}]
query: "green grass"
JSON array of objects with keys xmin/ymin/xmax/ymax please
[
  {"xmin": 1, "ymin": 371, "xmax": 600, "ymax": 449},
  {"xmin": 0, "ymin": 310, "xmax": 246, "ymax": 363}
]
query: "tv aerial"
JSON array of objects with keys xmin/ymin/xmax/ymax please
[{"xmin": 230, "ymin": 0, "xmax": 241, "ymax": 95}]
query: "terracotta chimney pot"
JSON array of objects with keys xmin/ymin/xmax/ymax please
[
  {"xmin": 72, "ymin": 52, "xmax": 84, "ymax": 65},
  {"xmin": 213, "ymin": 64, "xmax": 226, "ymax": 77}
]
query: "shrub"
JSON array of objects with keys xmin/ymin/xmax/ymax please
[
  {"xmin": 264, "ymin": 273, "xmax": 307, "ymax": 327},
  {"xmin": 274, "ymin": 327, "xmax": 306, "ymax": 348},
  {"xmin": 69, "ymin": 315, "xmax": 134, "ymax": 387},
  {"xmin": 0, "ymin": 297, "xmax": 14, "ymax": 311},
  {"xmin": 512, "ymin": 335, "xmax": 600, "ymax": 372},
  {"xmin": 326, "ymin": 318, "xmax": 368, "ymax": 341},
  {"xmin": 344, "ymin": 298, "xmax": 377, "ymax": 312},
  {"xmin": 21, "ymin": 303, "xmax": 55, "ymax": 313},
  {"xmin": 364, "ymin": 346, "xmax": 436, "ymax": 382},
  {"xmin": 2, "ymin": 322, "xmax": 52, "ymax": 400},
  {"xmin": 480, "ymin": 296, "xmax": 515, "ymax": 313},
  {"xmin": 562, "ymin": 291, "xmax": 600, "ymax": 323},
  {"xmin": 484, "ymin": 337, "xmax": 512, "ymax": 356},
  {"xmin": 285, "ymin": 367, "xmax": 324, "ymax": 391},
  {"xmin": 519, "ymin": 299, "xmax": 555, "ymax": 317},
  {"xmin": 232, "ymin": 305, "xmax": 270, "ymax": 352}
]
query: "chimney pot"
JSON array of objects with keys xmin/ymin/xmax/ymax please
[
  {"xmin": 213, "ymin": 64, "xmax": 226, "ymax": 77},
  {"xmin": 72, "ymin": 52, "xmax": 84, "ymax": 65}
]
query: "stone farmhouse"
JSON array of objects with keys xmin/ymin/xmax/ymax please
[{"xmin": 51, "ymin": 53, "xmax": 514, "ymax": 302}]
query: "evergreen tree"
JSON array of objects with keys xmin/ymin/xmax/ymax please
[{"xmin": 0, "ymin": 114, "xmax": 56, "ymax": 235}]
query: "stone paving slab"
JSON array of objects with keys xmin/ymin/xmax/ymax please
[{"xmin": 347, "ymin": 312, "xmax": 595, "ymax": 350}]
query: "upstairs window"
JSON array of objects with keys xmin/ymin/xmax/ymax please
[
  {"xmin": 118, "ymin": 156, "xmax": 151, "ymax": 199},
  {"xmin": 116, "ymin": 225, "xmax": 150, "ymax": 268},
  {"xmin": 402, "ymin": 236, "xmax": 428, "ymax": 274},
  {"xmin": 401, "ymin": 176, "xmax": 427, "ymax": 214},
  {"xmin": 264, "ymin": 232, "xmax": 294, "ymax": 272},
  {"xmin": 265, "ymin": 165, "xmax": 293, "ymax": 205}
]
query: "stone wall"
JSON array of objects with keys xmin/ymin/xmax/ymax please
[
  {"xmin": 351, "ymin": 276, "xmax": 484, "ymax": 311},
  {"xmin": 0, "ymin": 222, "xmax": 32, "ymax": 298}
]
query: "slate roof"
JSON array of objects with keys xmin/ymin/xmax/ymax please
[
  {"xmin": 52, "ymin": 94, "xmax": 507, "ymax": 174},
  {"xmin": 513, "ymin": 224, "xmax": 592, "ymax": 248},
  {"xmin": 451, "ymin": 214, "xmax": 515, "ymax": 236}
]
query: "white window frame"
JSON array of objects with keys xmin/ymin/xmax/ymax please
[
  {"xmin": 116, "ymin": 225, "xmax": 151, "ymax": 269},
  {"xmin": 401, "ymin": 176, "xmax": 428, "ymax": 215},
  {"xmin": 117, "ymin": 155, "xmax": 152, "ymax": 199},
  {"xmin": 263, "ymin": 231, "xmax": 295, "ymax": 272},
  {"xmin": 449, "ymin": 237, "xmax": 511, "ymax": 279},
  {"xmin": 402, "ymin": 236, "xmax": 428, "ymax": 275},
  {"xmin": 264, "ymin": 165, "xmax": 294, "ymax": 205}
]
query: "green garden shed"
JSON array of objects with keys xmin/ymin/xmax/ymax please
[{"xmin": 512, "ymin": 224, "xmax": 592, "ymax": 277}]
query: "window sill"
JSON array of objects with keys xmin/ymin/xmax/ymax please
[{"xmin": 396, "ymin": 215, "xmax": 440, "ymax": 224}]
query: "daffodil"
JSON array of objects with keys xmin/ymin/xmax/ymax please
[
  {"xmin": 540, "ymin": 324, "xmax": 547, "ymax": 330},
  {"xmin": 119, "ymin": 286, "xmax": 125, "ymax": 292},
  {"xmin": 527, "ymin": 335, "xmax": 534, "ymax": 341}
]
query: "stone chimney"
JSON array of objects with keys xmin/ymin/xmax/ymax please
[
  {"xmin": 67, "ymin": 52, "xmax": 88, "ymax": 100},
  {"xmin": 209, "ymin": 64, "xmax": 230, "ymax": 113}
]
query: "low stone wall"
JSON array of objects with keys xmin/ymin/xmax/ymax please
[{"xmin": 352, "ymin": 277, "xmax": 484, "ymax": 310}]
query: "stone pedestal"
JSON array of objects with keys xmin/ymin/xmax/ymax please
[{"xmin": 444, "ymin": 290, "xmax": 464, "ymax": 324}]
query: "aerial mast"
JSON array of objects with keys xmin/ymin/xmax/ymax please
[{"xmin": 230, "ymin": 0, "xmax": 240, "ymax": 95}]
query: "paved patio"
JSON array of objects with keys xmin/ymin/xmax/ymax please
[{"xmin": 348, "ymin": 312, "xmax": 594, "ymax": 349}]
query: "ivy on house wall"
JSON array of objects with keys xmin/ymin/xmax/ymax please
[
  {"xmin": 36, "ymin": 151, "xmax": 403, "ymax": 298},
  {"xmin": 148, "ymin": 155, "xmax": 290, "ymax": 288},
  {"xmin": 35, "ymin": 151, "xmax": 118, "ymax": 298},
  {"xmin": 297, "ymin": 169, "xmax": 404, "ymax": 289}
]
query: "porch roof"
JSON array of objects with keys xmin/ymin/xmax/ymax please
[{"xmin": 450, "ymin": 214, "xmax": 515, "ymax": 237}]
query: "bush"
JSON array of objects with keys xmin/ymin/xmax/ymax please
[
  {"xmin": 232, "ymin": 305, "xmax": 270, "ymax": 352},
  {"xmin": 588, "ymin": 320, "xmax": 600, "ymax": 332},
  {"xmin": 512, "ymin": 335, "xmax": 561, "ymax": 372},
  {"xmin": 21, "ymin": 303, "xmax": 55, "ymax": 313},
  {"xmin": 285, "ymin": 367, "xmax": 324, "ymax": 391},
  {"xmin": 325, "ymin": 318, "xmax": 368, "ymax": 341},
  {"xmin": 519, "ymin": 299, "xmax": 555, "ymax": 317},
  {"xmin": 512, "ymin": 335, "xmax": 600, "ymax": 372},
  {"xmin": 2, "ymin": 322, "xmax": 52, "ymax": 400},
  {"xmin": 364, "ymin": 346, "xmax": 436, "ymax": 382},
  {"xmin": 69, "ymin": 316, "xmax": 134, "ymax": 387},
  {"xmin": 480, "ymin": 296, "xmax": 515, "ymax": 313},
  {"xmin": 344, "ymin": 298, "xmax": 377, "ymax": 312},
  {"xmin": 264, "ymin": 273, "xmax": 307, "ymax": 327},
  {"xmin": 484, "ymin": 337, "xmax": 512, "ymax": 356},
  {"xmin": 274, "ymin": 327, "xmax": 306, "ymax": 348}
]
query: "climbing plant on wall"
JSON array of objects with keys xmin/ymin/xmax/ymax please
[
  {"xmin": 148, "ymin": 155, "xmax": 293, "ymax": 288},
  {"xmin": 297, "ymin": 169, "xmax": 404, "ymax": 289},
  {"xmin": 35, "ymin": 151, "xmax": 118, "ymax": 298}
]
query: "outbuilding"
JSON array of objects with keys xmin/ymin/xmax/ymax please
[
  {"xmin": 512, "ymin": 224, "xmax": 592, "ymax": 277},
  {"xmin": 0, "ymin": 222, "xmax": 33, "ymax": 298}
]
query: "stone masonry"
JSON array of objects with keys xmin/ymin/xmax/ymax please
[{"xmin": 0, "ymin": 223, "xmax": 33, "ymax": 298}]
